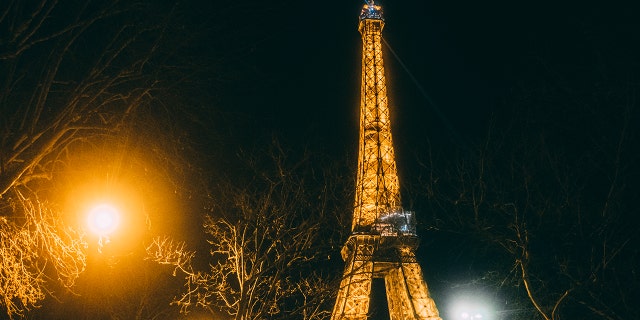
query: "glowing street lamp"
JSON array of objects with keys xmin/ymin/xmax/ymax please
[{"xmin": 87, "ymin": 203, "xmax": 121, "ymax": 247}]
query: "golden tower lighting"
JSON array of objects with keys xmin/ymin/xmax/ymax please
[{"xmin": 331, "ymin": 1, "xmax": 441, "ymax": 319}]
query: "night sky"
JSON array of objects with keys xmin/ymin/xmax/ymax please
[
  {"xmin": 6, "ymin": 0, "xmax": 639, "ymax": 318},
  {"xmin": 202, "ymin": 0, "xmax": 638, "ymax": 155}
]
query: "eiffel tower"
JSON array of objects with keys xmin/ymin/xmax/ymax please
[{"xmin": 331, "ymin": 2, "xmax": 441, "ymax": 319}]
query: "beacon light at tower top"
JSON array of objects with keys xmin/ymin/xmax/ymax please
[{"xmin": 361, "ymin": 0, "xmax": 383, "ymax": 20}]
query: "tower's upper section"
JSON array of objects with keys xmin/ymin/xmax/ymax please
[
  {"xmin": 360, "ymin": 1, "xmax": 384, "ymax": 21},
  {"xmin": 352, "ymin": 1, "xmax": 414, "ymax": 236}
]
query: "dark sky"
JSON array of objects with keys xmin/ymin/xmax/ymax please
[{"xmin": 201, "ymin": 0, "xmax": 637, "ymax": 155}]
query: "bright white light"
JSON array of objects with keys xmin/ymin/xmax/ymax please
[
  {"xmin": 460, "ymin": 311, "xmax": 482, "ymax": 319},
  {"xmin": 450, "ymin": 292, "xmax": 494, "ymax": 320},
  {"xmin": 87, "ymin": 203, "xmax": 120, "ymax": 236}
]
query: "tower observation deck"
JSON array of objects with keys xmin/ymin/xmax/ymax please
[{"xmin": 331, "ymin": 1, "xmax": 441, "ymax": 319}]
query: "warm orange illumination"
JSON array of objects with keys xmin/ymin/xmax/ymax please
[
  {"xmin": 87, "ymin": 203, "xmax": 121, "ymax": 236},
  {"xmin": 353, "ymin": 5, "xmax": 400, "ymax": 230},
  {"xmin": 331, "ymin": 3, "xmax": 442, "ymax": 320}
]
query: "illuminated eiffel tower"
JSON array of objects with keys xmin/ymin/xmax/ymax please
[{"xmin": 331, "ymin": 2, "xmax": 441, "ymax": 319}]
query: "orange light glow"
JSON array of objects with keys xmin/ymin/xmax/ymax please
[{"xmin": 87, "ymin": 203, "xmax": 121, "ymax": 236}]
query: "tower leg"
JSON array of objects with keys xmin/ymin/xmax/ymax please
[
  {"xmin": 383, "ymin": 262, "xmax": 441, "ymax": 320},
  {"xmin": 385, "ymin": 266, "xmax": 414, "ymax": 320},
  {"xmin": 332, "ymin": 239, "xmax": 375, "ymax": 320},
  {"xmin": 400, "ymin": 262, "xmax": 441, "ymax": 320}
]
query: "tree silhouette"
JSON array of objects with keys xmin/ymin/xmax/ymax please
[
  {"xmin": 148, "ymin": 142, "xmax": 348, "ymax": 319},
  {"xmin": 421, "ymin": 56, "xmax": 640, "ymax": 319}
]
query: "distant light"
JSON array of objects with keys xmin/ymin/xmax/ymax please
[{"xmin": 87, "ymin": 203, "xmax": 120, "ymax": 236}]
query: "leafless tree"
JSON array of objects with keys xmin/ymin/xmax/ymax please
[
  {"xmin": 0, "ymin": 191, "xmax": 86, "ymax": 318},
  {"xmin": 0, "ymin": 0, "xmax": 171, "ymax": 196},
  {"xmin": 422, "ymin": 90, "xmax": 639, "ymax": 319},
  {"xmin": 148, "ymin": 142, "xmax": 345, "ymax": 320}
]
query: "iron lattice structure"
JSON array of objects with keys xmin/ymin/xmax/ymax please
[{"xmin": 331, "ymin": 2, "xmax": 441, "ymax": 319}]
